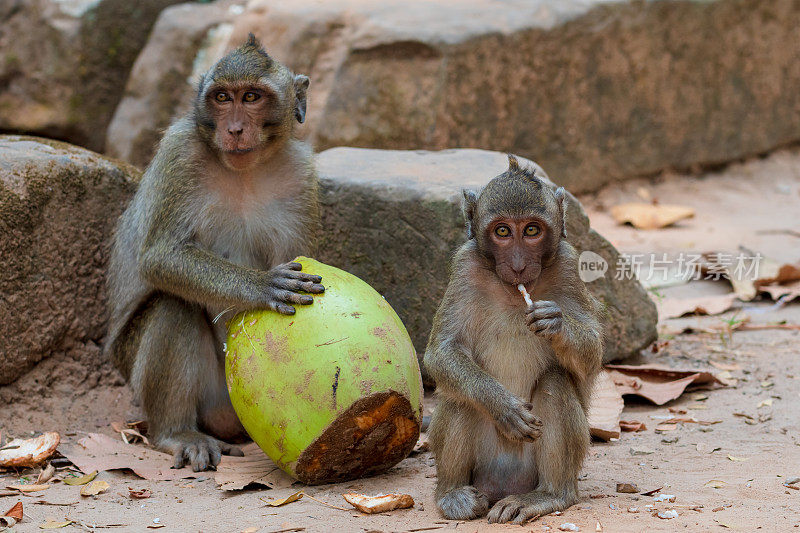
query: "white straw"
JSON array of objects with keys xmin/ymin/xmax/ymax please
[{"xmin": 517, "ymin": 284, "xmax": 532, "ymax": 306}]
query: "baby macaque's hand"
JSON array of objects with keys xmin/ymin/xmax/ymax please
[
  {"xmin": 526, "ymin": 300, "xmax": 563, "ymax": 339},
  {"xmin": 494, "ymin": 395, "xmax": 543, "ymax": 442}
]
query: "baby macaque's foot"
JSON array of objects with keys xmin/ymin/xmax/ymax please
[{"xmin": 437, "ymin": 485, "xmax": 489, "ymax": 520}]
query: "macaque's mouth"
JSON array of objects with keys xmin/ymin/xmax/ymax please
[{"xmin": 225, "ymin": 148, "xmax": 255, "ymax": 155}]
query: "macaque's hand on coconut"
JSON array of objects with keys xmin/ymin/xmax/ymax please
[{"xmin": 263, "ymin": 262, "xmax": 325, "ymax": 315}]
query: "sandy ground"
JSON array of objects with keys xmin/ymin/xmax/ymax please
[{"xmin": 2, "ymin": 150, "xmax": 800, "ymax": 532}]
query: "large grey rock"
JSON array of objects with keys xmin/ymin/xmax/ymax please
[
  {"xmin": 107, "ymin": 0, "xmax": 800, "ymax": 191},
  {"xmin": 0, "ymin": 0, "xmax": 184, "ymax": 151},
  {"xmin": 316, "ymin": 148, "xmax": 657, "ymax": 362},
  {"xmin": 0, "ymin": 136, "xmax": 138, "ymax": 385}
]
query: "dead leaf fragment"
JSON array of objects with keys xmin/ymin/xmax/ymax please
[
  {"xmin": 610, "ymin": 203, "xmax": 694, "ymax": 230},
  {"xmin": 3, "ymin": 501, "xmax": 22, "ymax": 521},
  {"xmin": 343, "ymin": 492, "xmax": 414, "ymax": 514},
  {"xmin": 0, "ymin": 432, "xmax": 60, "ymax": 468},
  {"xmin": 616, "ymin": 483, "xmax": 639, "ymax": 493},
  {"xmin": 757, "ymin": 399, "xmax": 773, "ymax": 408},
  {"xmin": 605, "ymin": 364, "xmax": 722, "ymax": 405},
  {"xmin": 619, "ymin": 420, "xmax": 647, "ymax": 432},
  {"xmin": 656, "ymin": 293, "xmax": 737, "ymax": 319},
  {"xmin": 709, "ymin": 361, "xmax": 741, "ymax": 371},
  {"xmin": 37, "ymin": 463, "xmax": 55, "ymax": 484},
  {"xmin": 655, "ymin": 423, "xmax": 677, "ymax": 433},
  {"xmin": 80, "ymin": 480, "xmax": 109, "ymax": 497},
  {"xmin": 40, "ymin": 518, "xmax": 72, "ymax": 529},
  {"xmin": 63, "ymin": 471, "xmax": 97, "ymax": 486},
  {"xmin": 127, "ymin": 488, "xmax": 152, "ymax": 499},
  {"xmin": 715, "ymin": 371, "xmax": 738, "ymax": 387},
  {"xmin": 7, "ymin": 484, "xmax": 50, "ymax": 493},
  {"xmin": 262, "ymin": 491, "xmax": 303, "ymax": 507},
  {"xmin": 727, "ymin": 455, "xmax": 748, "ymax": 462}
]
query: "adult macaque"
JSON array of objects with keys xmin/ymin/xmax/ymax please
[
  {"xmin": 105, "ymin": 35, "xmax": 323, "ymax": 471},
  {"xmin": 424, "ymin": 155, "xmax": 603, "ymax": 524}
]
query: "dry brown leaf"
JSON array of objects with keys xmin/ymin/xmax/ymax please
[
  {"xmin": 63, "ymin": 471, "xmax": 97, "ymax": 486},
  {"xmin": 214, "ymin": 442, "xmax": 294, "ymax": 491},
  {"xmin": 0, "ymin": 432, "xmax": 60, "ymax": 468},
  {"xmin": 262, "ymin": 491, "xmax": 303, "ymax": 507},
  {"xmin": 703, "ymin": 252, "xmax": 800, "ymax": 301},
  {"xmin": 605, "ymin": 364, "xmax": 722, "ymax": 405},
  {"xmin": 655, "ymin": 423, "xmax": 677, "ymax": 433},
  {"xmin": 59, "ymin": 434, "xmax": 199, "ymax": 482},
  {"xmin": 128, "ymin": 488, "xmax": 152, "ymax": 499},
  {"xmin": 610, "ymin": 203, "xmax": 695, "ymax": 230},
  {"xmin": 656, "ymin": 293, "xmax": 737, "ymax": 319},
  {"xmin": 80, "ymin": 480, "xmax": 109, "ymax": 497},
  {"xmin": 616, "ymin": 483, "xmax": 638, "ymax": 493},
  {"xmin": 3, "ymin": 501, "xmax": 22, "ymax": 521},
  {"xmin": 704, "ymin": 480, "xmax": 727, "ymax": 488},
  {"xmin": 760, "ymin": 280, "xmax": 800, "ymax": 302},
  {"xmin": 727, "ymin": 455, "xmax": 748, "ymax": 462},
  {"xmin": 709, "ymin": 361, "xmax": 741, "ymax": 371},
  {"xmin": 619, "ymin": 420, "xmax": 647, "ymax": 432},
  {"xmin": 588, "ymin": 371, "xmax": 624, "ymax": 441},
  {"xmin": 40, "ymin": 518, "xmax": 73, "ymax": 529},
  {"xmin": 37, "ymin": 463, "xmax": 55, "ymax": 484},
  {"xmin": 7, "ymin": 484, "xmax": 50, "ymax": 493},
  {"xmin": 757, "ymin": 399, "xmax": 773, "ymax": 408},
  {"xmin": 343, "ymin": 492, "xmax": 414, "ymax": 514},
  {"xmin": 715, "ymin": 371, "xmax": 738, "ymax": 387}
]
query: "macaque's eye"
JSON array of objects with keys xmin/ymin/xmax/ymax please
[
  {"xmin": 495, "ymin": 225, "xmax": 511, "ymax": 237},
  {"xmin": 524, "ymin": 224, "xmax": 541, "ymax": 237},
  {"xmin": 243, "ymin": 92, "xmax": 260, "ymax": 103},
  {"xmin": 215, "ymin": 92, "xmax": 230, "ymax": 102}
]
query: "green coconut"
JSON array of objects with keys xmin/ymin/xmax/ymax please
[{"xmin": 225, "ymin": 257, "xmax": 422, "ymax": 485}]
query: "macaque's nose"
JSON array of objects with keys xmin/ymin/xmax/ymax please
[
  {"xmin": 227, "ymin": 125, "xmax": 244, "ymax": 137},
  {"xmin": 511, "ymin": 254, "xmax": 526, "ymax": 275}
]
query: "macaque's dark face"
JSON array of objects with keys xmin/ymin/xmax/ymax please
[
  {"xmin": 207, "ymin": 82, "xmax": 285, "ymax": 167},
  {"xmin": 485, "ymin": 216, "xmax": 549, "ymax": 286}
]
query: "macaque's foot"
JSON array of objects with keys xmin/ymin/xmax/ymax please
[
  {"xmin": 160, "ymin": 431, "xmax": 244, "ymax": 472},
  {"xmin": 438, "ymin": 486, "xmax": 489, "ymax": 520},
  {"xmin": 495, "ymin": 397, "xmax": 543, "ymax": 442},
  {"xmin": 487, "ymin": 492, "xmax": 569, "ymax": 524},
  {"xmin": 525, "ymin": 300, "xmax": 563, "ymax": 339}
]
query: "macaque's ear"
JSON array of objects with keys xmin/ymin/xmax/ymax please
[
  {"xmin": 507, "ymin": 153, "xmax": 520, "ymax": 172},
  {"xmin": 462, "ymin": 189, "xmax": 479, "ymax": 240},
  {"xmin": 554, "ymin": 187, "xmax": 567, "ymax": 238},
  {"xmin": 293, "ymin": 74, "xmax": 310, "ymax": 123}
]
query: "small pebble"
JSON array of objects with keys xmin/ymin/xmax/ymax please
[
  {"xmin": 657, "ymin": 509, "xmax": 678, "ymax": 519},
  {"xmin": 559, "ymin": 523, "xmax": 580, "ymax": 532}
]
